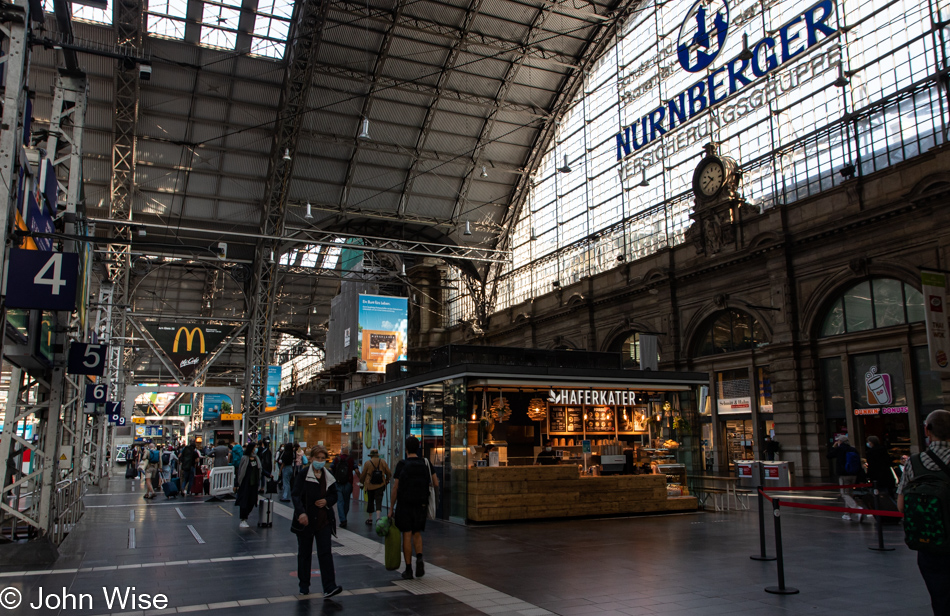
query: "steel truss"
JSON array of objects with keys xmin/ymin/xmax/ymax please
[{"xmin": 245, "ymin": 0, "xmax": 332, "ymax": 439}]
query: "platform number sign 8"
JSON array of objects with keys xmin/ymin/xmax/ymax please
[
  {"xmin": 67, "ymin": 343, "xmax": 109, "ymax": 376},
  {"xmin": 4, "ymin": 249, "xmax": 79, "ymax": 311},
  {"xmin": 85, "ymin": 382, "xmax": 108, "ymax": 404}
]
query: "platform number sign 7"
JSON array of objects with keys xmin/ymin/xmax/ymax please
[
  {"xmin": 85, "ymin": 382, "xmax": 108, "ymax": 404},
  {"xmin": 67, "ymin": 343, "xmax": 109, "ymax": 376},
  {"xmin": 5, "ymin": 249, "xmax": 79, "ymax": 311}
]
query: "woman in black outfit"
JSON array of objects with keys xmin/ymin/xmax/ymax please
[
  {"xmin": 865, "ymin": 435, "xmax": 896, "ymax": 498},
  {"xmin": 292, "ymin": 445, "xmax": 343, "ymax": 598},
  {"xmin": 234, "ymin": 443, "xmax": 261, "ymax": 528}
]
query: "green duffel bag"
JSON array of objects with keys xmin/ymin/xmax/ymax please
[{"xmin": 384, "ymin": 521, "xmax": 402, "ymax": 571}]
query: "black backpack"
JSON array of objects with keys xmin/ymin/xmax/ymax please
[
  {"xmin": 397, "ymin": 457, "xmax": 430, "ymax": 504},
  {"xmin": 161, "ymin": 452, "xmax": 171, "ymax": 466},
  {"xmin": 333, "ymin": 456, "xmax": 351, "ymax": 483},
  {"xmin": 369, "ymin": 460, "xmax": 384, "ymax": 485},
  {"xmin": 903, "ymin": 451, "xmax": 950, "ymax": 553}
]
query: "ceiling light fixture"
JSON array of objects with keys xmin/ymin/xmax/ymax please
[
  {"xmin": 834, "ymin": 65, "xmax": 850, "ymax": 88},
  {"xmin": 558, "ymin": 154, "xmax": 572, "ymax": 174},
  {"xmin": 639, "ymin": 168, "xmax": 649, "ymax": 187},
  {"xmin": 282, "ymin": 148, "xmax": 291, "ymax": 161},
  {"xmin": 401, "ymin": 263, "xmax": 406, "ymax": 276},
  {"xmin": 480, "ymin": 165, "xmax": 488, "ymax": 178},
  {"xmin": 305, "ymin": 201, "xmax": 313, "ymax": 220},
  {"xmin": 464, "ymin": 220, "xmax": 473, "ymax": 236},
  {"xmin": 738, "ymin": 33, "xmax": 753, "ymax": 62},
  {"xmin": 358, "ymin": 117, "xmax": 371, "ymax": 139}
]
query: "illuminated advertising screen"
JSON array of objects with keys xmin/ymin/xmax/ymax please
[{"xmin": 357, "ymin": 295, "xmax": 408, "ymax": 373}]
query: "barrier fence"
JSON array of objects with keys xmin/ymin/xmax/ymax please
[
  {"xmin": 751, "ymin": 481, "xmax": 904, "ymax": 594},
  {"xmin": 207, "ymin": 467, "xmax": 235, "ymax": 502}
]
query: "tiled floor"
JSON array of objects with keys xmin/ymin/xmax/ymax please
[{"xmin": 0, "ymin": 474, "xmax": 932, "ymax": 615}]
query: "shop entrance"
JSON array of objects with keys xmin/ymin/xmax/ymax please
[{"xmin": 724, "ymin": 419, "xmax": 754, "ymax": 468}]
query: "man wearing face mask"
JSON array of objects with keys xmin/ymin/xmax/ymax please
[
  {"xmin": 292, "ymin": 445, "xmax": 343, "ymax": 599},
  {"xmin": 536, "ymin": 438, "xmax": 558, "ymax": 465}
]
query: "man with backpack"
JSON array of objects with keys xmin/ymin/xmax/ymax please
[
  {"xmin": 179, "ymin": 441, "xmax": 200, "ymax": 496},
  {"xmin": 898, "ymin": 409, "xmax": 950, "ymax": 616},
  {"xmin": 389, "ymin": 436, "xmax": 439, "ymax": 580},
  {"xmin": 143, "ymin": 443, "xmax": 162, "ymax": 500},
  {"xmin": 358, "ymin": 448, "xmax": 392, "ymax": 527},
  {"xmin": 826, "ymin": 434, "xmax": 863, "ymax": 522},
  {"xmin": 331, "ymin": 446, "xmax": 356, "ymax": 528}
]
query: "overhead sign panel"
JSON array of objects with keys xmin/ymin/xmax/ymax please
[
  {"xmin": 142, "ymin": 323, "xmax": 235, "ymax": 377},
  {"xmin": 5, "ymin": 249, "xmax": 79, "ymax": 312},
  {"xmin": 357, "ymin": 295, "xmax": 408, "ymax": 373}
]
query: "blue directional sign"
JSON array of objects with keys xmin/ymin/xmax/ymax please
[
  {"xmin": 67, "ymin": 342, "xmax": 109, "ymax": 376},
  {"xmin": 5, "ymin": 249, "xmax": 79, "ymax": 311}
]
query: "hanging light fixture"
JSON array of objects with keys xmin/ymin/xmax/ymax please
[
  {"xmin": 282, "ymin": 148, "xmax": 291, "ymax": 161},
  {"xmin": 639, "ymin": 168, "xmax": 649, "ymax": 187},
  {"xmin": 558, "ymin": 154, "xmax": 572, "ymax": 174},
  {"xmin": 480, "ymin": 165, "xmax": 488, "ymax": 178},
  {"xmin": 526, "ymin": 398, "xmax": 547, "ymax": 422},
  {"xmin": 358, "ymin": 117, "xmax": 371, "ymax": 139},
  {"xmin": 304, "ymin": 201, "xmax": 313, "ymax": 220},
  {"xmin": 464, "ymin": 220, "xmax": 473, "ymax": 236},
  {"xmin": 738, "ymin": 33, "xmax": 753, "ymax": 62}
]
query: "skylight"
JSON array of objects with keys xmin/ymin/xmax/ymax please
[
  {"xmin": 147, "ymin": 0, "xmax": 187, "ymax": 40},
  {"xmin": 200, "ymin": 0, "xmax": 242, "ymax": 50},
  {"xmin": 72, "ymin": 0, "xmax": 112, "ymax": 25},
  {"xmin": 251, "ymin": 0, "xmax": 293, "ymax": 59}
]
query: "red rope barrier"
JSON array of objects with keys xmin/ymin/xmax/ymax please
[
  {"xmin": 759, "ymin": 483, "xmax": 873, "ymax": 492},
  {"xmin": 757, "ymin": 489, "xmax": 903, "ymax": 518}
]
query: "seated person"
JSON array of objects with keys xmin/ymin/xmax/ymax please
[{"xmin": 536, "ymin": 439, "xmax": 558, "ymax": 465}]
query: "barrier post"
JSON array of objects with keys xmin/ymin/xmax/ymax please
[
  {"xmin": 750, "ymin": 489, "xmax": 776, "ymax": 561},
  {"xmin": 765, "ymin": 498, "xmax": 799, "ymax": 595},
  {"xmin": 868, "ymin": 481, "xmax": 895, "ymax": 552}
]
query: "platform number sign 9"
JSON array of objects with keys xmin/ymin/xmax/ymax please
[
  {"xmin": 85, "ymin": 382, "xmax": 108, "ymax": 404},
  {"xmin": 4, "ymin": 249, "xmax": 79, "ymax": 311},
  {"xmin": 67, "ymin": 342, "xmax": 109, "ymax": 376}
]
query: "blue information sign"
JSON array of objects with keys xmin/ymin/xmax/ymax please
[{"xmin": 5, "ymin": 249, "xmax": 79, "ymax": 311}]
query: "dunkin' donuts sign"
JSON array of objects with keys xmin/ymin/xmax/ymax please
[{"xmin": 854, "ymin": 366, "xmax": 908, "ymax": 416}]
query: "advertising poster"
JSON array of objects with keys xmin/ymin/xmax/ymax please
[
  {"xmin": 266, "ymin": 365, "xmax": 281, "ymax": 412},
  {"xmin": 357, "ymin": 295, "xmax": 408, "ymax": 373},
  {"xmin": 922, "ymin": 270, "xmax": 950, "ymax": 372},
  {"xmin": 142, "ymin": 323, "xmax": 235, "ymax": 377},
  {"xmin": 203, "ymin": 394, "xmax": 232, "ymax": 421},
  {"xmin": 341, "ymin": 400, "xmax": 354, "ymax": 433}
]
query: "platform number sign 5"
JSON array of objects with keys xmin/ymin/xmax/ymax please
[
  {"xmin": 4, "ymin": 249, "xmax": 79, "ymax": 311},
  {"xmin": 85, "ymin": 382, "xmax": 108, "ymax": 404},
  {"xmin": 67, "ymin": 343, "xmax": 109, "ymax": 376}
]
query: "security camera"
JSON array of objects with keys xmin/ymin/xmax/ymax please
[{"xmin": 139, "ymin": 65, "xmax": 152, "ymax": 81}]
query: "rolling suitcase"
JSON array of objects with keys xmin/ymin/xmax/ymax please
[
  {"xmin": 162, "ymin": 478, "xmax": 180, "ymax": 499},
  {"xmin": 125, "ymin": 463, "xmax": 136, "ymax": 479},
  {"xmin": 191, "ymin": 471, "xmax": 205, "ymax": 495},
  {"xmin": 257, "ymin": 497, "xmax": 273, "ymax": 528}
]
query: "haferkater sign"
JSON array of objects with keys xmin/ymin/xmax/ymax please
[
  {"xmin": 547, "ymin": 388, "xmax": 637, "ymax": 406},
  {"xmin": 142, "ymin": 323, "xmax": 235, "ymax": 378},
  {"xmin": 922, "ymin": 270, "xmax": 950, "ymax": 372}
]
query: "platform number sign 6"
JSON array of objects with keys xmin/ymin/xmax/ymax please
[
  {"xmin": 4, "ymin": 249, "xmax": 79, "ymax": 311},
  {"xmin": 67, "ymin": 343, "xmax": 109, "ymax": 376},
  {"xmin": 85, "ymin": 382, "xmax": 108, "ymax": 404}
]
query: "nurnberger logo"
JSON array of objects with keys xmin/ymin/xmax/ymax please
[
  {"xmin": 172, "ymin": 327, "xmax": 205, "ymax": 353},
  {"xmin": 677, "ymin": 0, "xmax": 729, "ymax": 73}
]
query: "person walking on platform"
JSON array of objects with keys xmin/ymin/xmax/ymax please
[
  {"xmin": 359, "ymin": 448, "xmax": 391, "ymax": 527},
  {"xmin": 235, "ymin": 442, "xmax": 261, "ymax": 528},
  {"xmin": 764, "ymin": 436, "xmax": 780, "ymax": 461},
  {"xmin": 279, "ymin": 442, "xmax": 295, "ymax": 502},
  {"xmin": 258, "ymin": 437, "xmax": 274, "ymax": 494},
  {"xmin": 865, "ymin": 435, "xmax": 896, "ymax": 498},
  {"xmin": 389, "ymin": 436, "xmax": 439, "ymax": 580},
  {"xmin": 179, "ymin": 440, "xmax": 200, "ymax": 495},
  {"xmin": 331, "ymin": 446, "xmax": 356, "ymax": 528},
  {"xmin": 827, "ymin": 435, "xmax": 863, "ymax": 521},
  {"xmin": 898, "ymin": 410, "xmax": 950, "ymax": 616},
  {"xmin": 143, "ymin": 443, "xmax": 161, "ymax": 500},
  {"xmin": 292, "ymin": 445, "xmax": 343, "ymax": 598},
  {"xmin": 212, "ymin": 441, "xmax": 230, "ymax": 468}
]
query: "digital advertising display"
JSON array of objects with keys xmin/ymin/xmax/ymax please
[{"xmin": 357, "ymin": 295, "xmax": 407, "ymax": 373}]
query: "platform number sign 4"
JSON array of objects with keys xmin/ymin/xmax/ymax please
[
  {"xmin": 67, "ymin": 343, "xmax": 109, "ymax": 376},
  {"xmin": 5, "ymin": 249, "xmax": 79, "ymax": 311},
  {"xmin": 85, "ymin": 382, "xmax": 108, "ymax": 404}
]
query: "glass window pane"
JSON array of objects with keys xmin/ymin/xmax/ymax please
[
  {"xmin": 713, "ymin": 313, "xmax": 733, "ymax": 353},
  {"xmin": 821, "ymin": 298, "xmax": 845, "ymax": 337},
  {"xmin": 621, "ymin": 333, "xmax": 640, "ymax": 368},
  {"xmin": 820, "ymin": 357, "xmax": 846, "ymax": 419},
  {"xmin": 731, "ymin": 310, "xmax": 751, "ymax": 351},
  {"xmin": 844, "ymin": 281, "xmax": 873, "ymax": 332},
  {"xmin": 905, "ymin": 283, "xmax": 925, "ymax": 323},
  {"xmin": 872, "ymin": 278, "xmax": 905, "ymax": 327}
]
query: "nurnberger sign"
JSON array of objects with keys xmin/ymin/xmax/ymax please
[{"xmin": 615, "ymin": 0, "xmax": 838, "ymax": 160}]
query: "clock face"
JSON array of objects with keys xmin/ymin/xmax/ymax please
[{"xmin": 698, "ymin": 161, "xmax": 725, "ymax": 196}]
